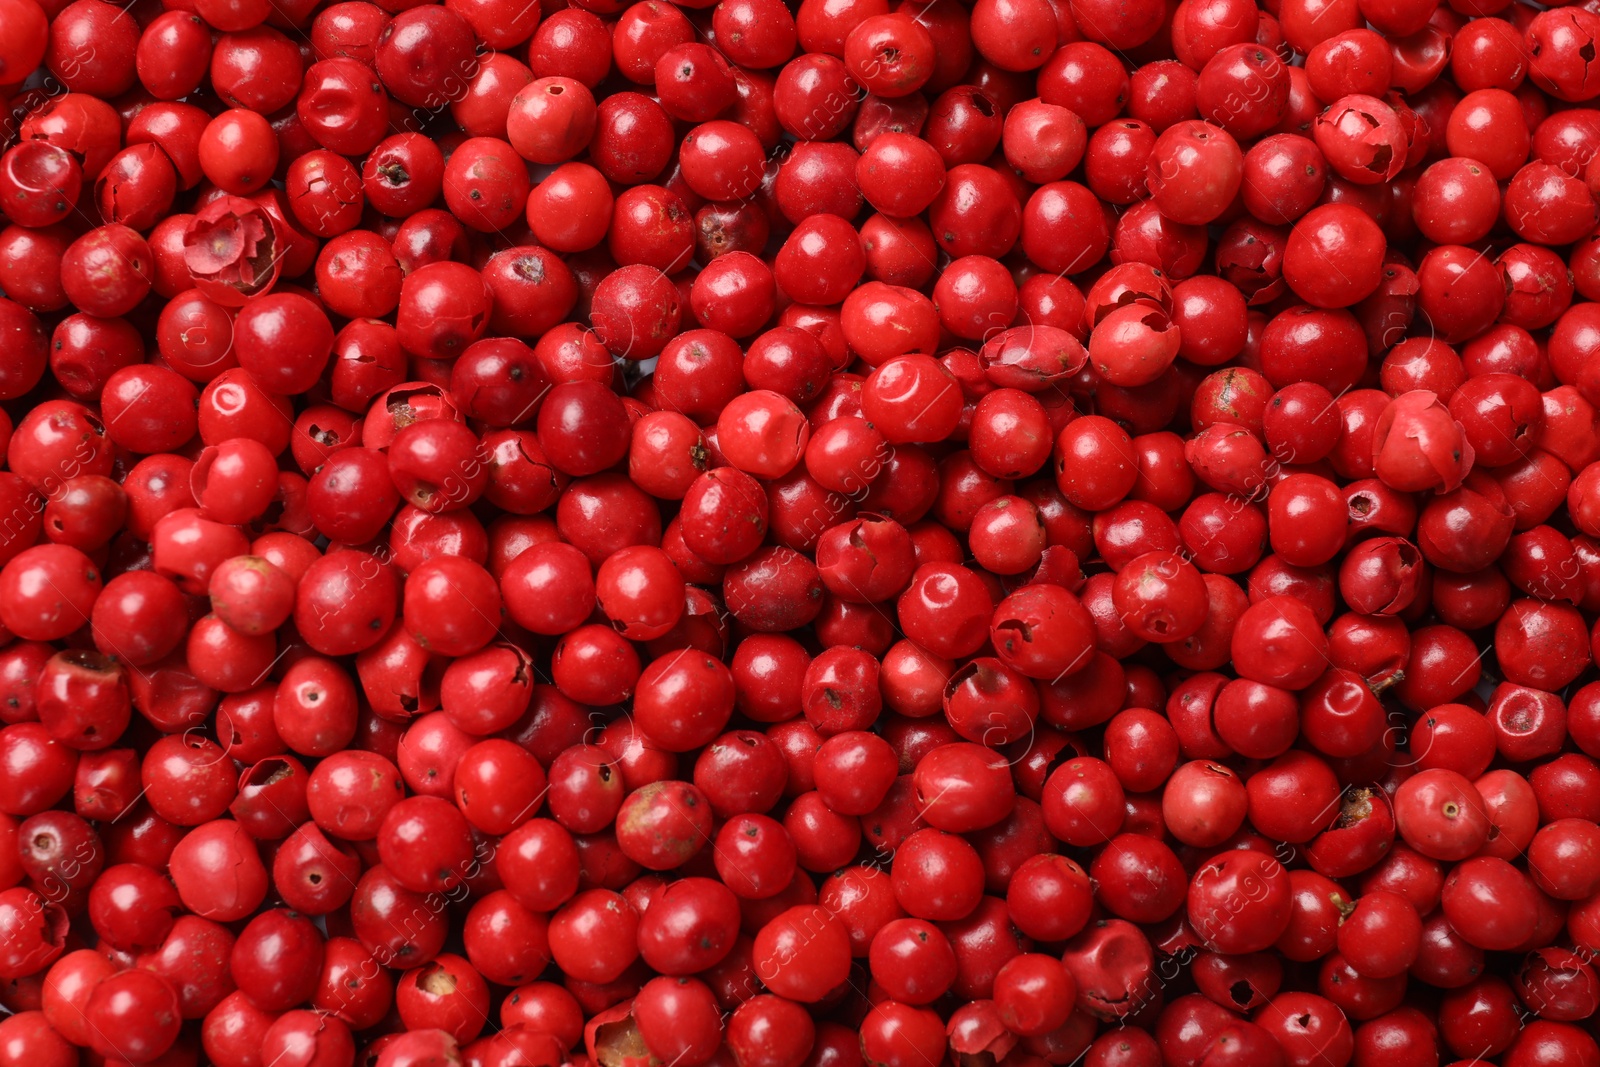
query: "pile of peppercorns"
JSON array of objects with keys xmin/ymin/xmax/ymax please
[{"xmin": 0, "ymin": 0, "xmax": 1598, "ymax": 1063}]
